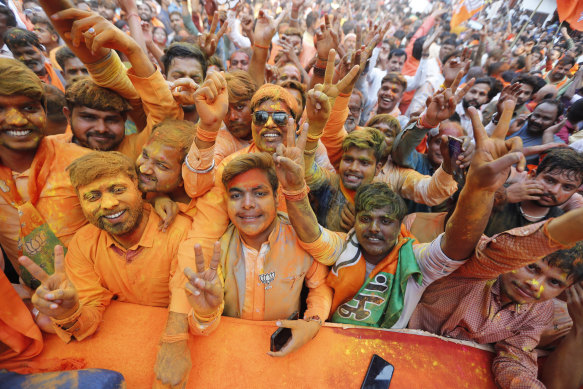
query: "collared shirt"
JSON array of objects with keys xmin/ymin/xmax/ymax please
[
  {"xmin": 409, "ymin": 220, "xmax": 570, "ymax": 389},
  {"xmin": 454, "ymin": 102, "xmax": 482, "ymax": 140},
  {"xmin": 53, "ymin": 205, "xmax": 192, "ymax": 342}
]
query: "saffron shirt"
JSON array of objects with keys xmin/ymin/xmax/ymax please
[
  {"xmin": 51, "ymin": 204, "xmax": 192, "ymax": 342},
  {"xmin": 409, "ymin": 220, "xmax": 570, "ymax": 389},
  {"xmin": 0, "ymin": 136, "xmax": 89, "ymax": 273},
  {"xmin": 0, "ymin": 270, "xmax": 43, "ymax": 371}
]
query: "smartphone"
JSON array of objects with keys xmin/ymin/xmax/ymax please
[
  {"xmin": 448, "ymin": 136, "xmax": 466, "ymax": 183},
  {"xmin": 361, "ymin": 354, "xmax": 394, "ymax": 389},
  {"xmin": 270, "ymin": 311, "xmax": 299, "ymax": 352}
]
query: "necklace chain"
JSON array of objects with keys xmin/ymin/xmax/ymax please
[{"xmin": 518, "ymin": 204, "xmax": 548, "ymax": 220}]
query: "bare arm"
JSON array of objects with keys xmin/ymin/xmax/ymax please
[
  {"xmin": 248, "ymin": 11, "xmax": 281, "ymax": 87},
  {"xmin": 154, "ymin": 312, "xmax": 191, "ymax": 387},
  {"xmin": 441, "ymin": 100, "xmax": 526, "ymax": 261}
]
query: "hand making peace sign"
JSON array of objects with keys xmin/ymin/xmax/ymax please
[
  {"xmin": 184, "ymin": 242, "xmax": 224, "ymax": 317},
  {"xmin": 18, "ymin": 245, "xmax": 79, "ymax": 320}
]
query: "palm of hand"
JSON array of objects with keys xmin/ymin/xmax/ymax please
[
  {"xmin": 254, "ymin": 19, "xmax": 275, "ymax": 44},
  {"xmin": 468, "ymin": 138, "xmax": 514, "ymax": 191},
  {"xmin": 275, "ymin": 146, "xmax": 305, "ymax": 188}
]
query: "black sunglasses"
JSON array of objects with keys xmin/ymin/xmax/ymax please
[{"xmin": 253, "ymin": 111, "xmax": 290, "ymax": 126}]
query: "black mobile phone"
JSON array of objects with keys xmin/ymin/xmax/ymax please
[
  {"xmin": 361, "ymin": 354, "xmax": 394, "ymax": 389},
  {"xmin": 447, "ymin": 135, "xmax": 465, "ymax": 183},
  {"xmin": 270, "ymin": 311, "xmax": 299, "ymax": 352}
]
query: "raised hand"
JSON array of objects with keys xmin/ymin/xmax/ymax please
[
  {"xmin": 253, "ymin": 10, "xmax": 286, "ymax": 47},
  {"xmin": 440, "ymin": 135, "xmax": 476, "ymax": 175},
  {"xmin": 18, "ymin": 246, "xmax": 79, "ymax": 320},
  {"xmin": 313, "ymin": 49, "xmax": 360, "ymax": 101},
  {"xmin": 267, "ymin": 318, "xmax": 321, "ymax": 357},
  {"xmin": 273, "ymin": 122, "xmax": 309, "ymax": 191},
  {"xmin": 314, "ymin": 15, "xmax": 338, "ymax": 60},
  {"xmin": 240, "ymin": 13, "xmax": 254, "ymax": 43},
  {"xmin": 198, "ymin": 11, "xmax": 228, "ymax": 58},
  {"xmin": 422, "ymin": 26, "xmax": 442, "ymax": 57},
  {"xmin": 52, "ymin": 8, "xmax": 135, "ymax": 56},
  {"xmin": 496, "ymin": 82, "xmax": 522, "ymax": 116},
  {"xmin": 305, "ymin": 88, "xmax": 331, "ymax": 129},
  {"xmin": 423, "ymin": 74, "xmax": 474, "ymax": 128},
  {"xmin": 442, "ymin": 48, "xmax": 472, "ymax": 89},
  {"xmin": 465, "ymin": 100, "xmax": 526, "ymax": 192},
  {"xmin": 171, "ymin": 72, "xmax": 228, "ymax": 132},
  {"xmin": 184, "ymin": 242, "xmax": 224, "ymax": 317}
]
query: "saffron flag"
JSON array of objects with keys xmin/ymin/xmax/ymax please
[
  {"xmin": 450, "ymin": 0, "xmax": 485, "ymax": 28},
  {"xmin": 557, "ymin": 0, "xmax": 583, "ymax": 31}
]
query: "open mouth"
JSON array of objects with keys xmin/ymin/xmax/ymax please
[
  {"xmin": 261, "ymin": 130, "xmax": 282, "ymax": 142},
  {"xmin": 237, "ymin": 214, "xmax": 262, "ymax": 223},
  {"xmin": 139, "ymin": 174, "xmax": 156, "ymax": 183},
  {"xmin": 102, "ymin": 209, "xmax": 126, "ymax": 222},
  {"xmin": 343, "ymin": 173, "xmax": 362, "ymax": 184},
  {"xmin": 5, "ymin": 129, "xmax": 33, "ymax": 137}
]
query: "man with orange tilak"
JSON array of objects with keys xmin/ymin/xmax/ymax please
[
  {"xmin": 0, "ymin": 58, "xmax": 88, "ymax": 292},
  {"xmin": 19, "ymin": 151, "xmax": 197, "ymax": 388},
  {"xmin": 179, "ymin": 128, "xmax": 345, "ymax": 357},
  {"xmin": 135, "ymin": 68, "xmax": 229, "ymax": 216}
]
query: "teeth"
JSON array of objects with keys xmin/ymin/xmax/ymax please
[
  {"xmin": 263, "ymin": 133, "xmax": 280, "ymax": 138},
  {"xmin": 6, "ymin": 130, "xmax": 32, "ymax": 137},
  {"xmin": 104, "ymin": 210, "xmax": 124, "ymax": 219}
]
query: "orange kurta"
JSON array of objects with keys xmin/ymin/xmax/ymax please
[
  {"xmin": 0, "ymin": 270, "xmax": 43, "ymax": 370},
  {"xmin": 52, "ymin": 205, "xmax": 192, "ymax": 342},
  {"xmin": 0, "ymin": 136, "xmax": 89, "ymax": 273}
]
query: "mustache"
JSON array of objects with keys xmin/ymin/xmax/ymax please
[
  {"xmin": 539, "ymin": 192, "xmax": 557, "ymax": 202},
  {"xmin": 364, "ymin": 233, "xmax": 384, "ymax": 241},
  {"xmin": 86, "ymin": 131, "xmax": 116, "ymax": 139}
]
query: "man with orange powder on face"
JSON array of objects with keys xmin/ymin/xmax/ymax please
[
  {"xmin": 178, "ymin": 141, "xmax": 345, "ymax": 357},
  {"xmin": 19, "ymin": 151, "xmax": 197, "ymax": 388},
  {"xmin": 0, "ymin": 58, "xmax": 88, "ymax": 291}
]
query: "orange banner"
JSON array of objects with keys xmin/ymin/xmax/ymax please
[
  {"xmin": 557, "ymin": 0, "xmax": 583, "ymax": 31},
  {"xmin": 21, "ymin": 301, "xmax": 498, "ymax": 388},
  {"xmin": 451, "ymin": 0, "xmax": 484, "ymax": 28}
]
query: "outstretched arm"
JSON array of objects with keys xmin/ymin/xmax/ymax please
[
  {"xmin": 248, "ymin": 10, "xmax": 285, "ymax": 87},
  {"xmin": 441, "ymin": 100, "xmax": 526, "ymax": 261}
]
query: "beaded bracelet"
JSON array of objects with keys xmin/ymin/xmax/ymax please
[{"xmin": 417, "ymin": 114, "xmax": 436, "ymax": 130}]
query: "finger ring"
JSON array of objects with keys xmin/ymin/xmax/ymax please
[{"xmin": 87, "ymin": 27, "xmax": 96, "ymax": 35}]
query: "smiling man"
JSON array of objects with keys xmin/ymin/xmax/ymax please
[
  {"xmin": 375, "ymin": 72, "xmax": 407, "ymax": 118},
  {"xmin": 4, "ymin": 27, "xmax": 65, "ymax": 92},
  {"xmin": 327, "ymin": 101, "xmax": 529, "ymax": 329},
  {"xmin": 0, "ymin": 58, "xmax": 88, "ymax": 289},
  {"xmin": 19, "ymin": 150, "xmax": 194, "ymax": 386}
]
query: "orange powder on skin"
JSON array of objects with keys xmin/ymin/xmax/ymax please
[{"xmin": 226, "ymin": 168, "xmax": 278, "ymax": 249}]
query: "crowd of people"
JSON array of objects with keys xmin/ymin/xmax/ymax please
[{"xmin": 1, "ymin": 0, "xmax": 583, "ymax": 387}]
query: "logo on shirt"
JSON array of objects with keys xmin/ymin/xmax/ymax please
[{"xmin": 259, "ymin": 271, "xmax": 276, "ymax": 290}]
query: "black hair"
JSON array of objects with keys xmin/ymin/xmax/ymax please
[
  {"xmin": 412, "ymin": 36, "xmax": 425, "ymax": 61},
  {"xmin": 473, "ymin": 77, "xmax": 502, "ymax": 101},
  {"xmin": 536, "ymin": 147, "xmax": 583, "ymax": 186},
  {"xmin": 4, "ymin": 27, "xmax": 43, "ymax": 51},
  {"xmin": 511, "ymin": 74, "xmax": 543, "ymax": 94},
  {"xmin": 536, "ymin": 98, "xmax": 564, "ymax": 119},
  {"xmin": 161, "ymin": 42, "xmax": 208, "ymax": 79},
  {"xmin": 544, "ymin": 241, "xmax": 583, "ymax": 284},
  {"xmin": 567, "ymin": 99, "xmax": 583, "ymax": 125},
  {"xmin": 0, "ymin": 4, "xmax": 17, "ymax": 29},
  {"xmin": 557, "ymin": 55, "xmax": 576, "ymax": 67},
  {"xmin": 388, "ymin": 48, "xmax": 407, "ymax": 62},
  {"xmin": 442, "ymin": 49, "xmax": 462, "ymax": 66},
  {"xmin": 355, "ymin": 182, "xmax": 407, "ymax": 223},
  {"xmin": 55, "ymin": 46, "xmax": 76, "ymax": 70}
]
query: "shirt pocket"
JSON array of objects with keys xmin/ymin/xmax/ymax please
[{"xmin": 280, "ymin": 271, "xmax": 306, "ymax": 290}]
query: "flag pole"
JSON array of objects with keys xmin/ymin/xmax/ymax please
[{"xmin": 510, "ymin": 0, "xmax": 544, "ymax": 49}]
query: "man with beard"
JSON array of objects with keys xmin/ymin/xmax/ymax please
[
  {"xmin": 485, "ymin": 147, "xmax": 583, "ymax": 236},
  {"xmin": 482, "ymin": 75, "xmax": 541, "ymax": 126},
  {"xmin": 345, "ymin": 90, "xmax": 364, "ymax": 133},
  {"xmin": 452, "ymin": 77, "xmax": 500, "ymax": 139},
  {"xmin": 4, "ymin": 27, "xmax": 65, "ymax": 92},
  {"xmin": 545, "ymin": 55, "xmax": 576, "ymax": 94},
  {"xmin": 0, "ymin": 58, "xmax": 88, "ymax": 289},
  {"xmin": 507, "ymin": 99, "xmax": 564, "ymax": 166},
  {"xmin": 211, "ymin": 70, "xmax": 257, "ymax": 165},
  {"xmin": 49, "ymin": 8, "xmax": 184, "ymax": 162},
  {"xmin": 19, "ymin": 150, "xmax": 196, "ymax": 387}
]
